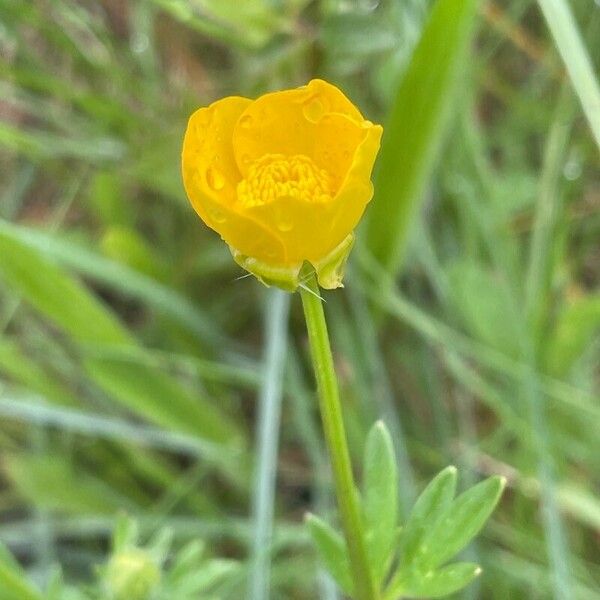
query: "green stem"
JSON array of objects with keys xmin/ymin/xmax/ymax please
[{"xmin": 299, "ymin": 271, "xmax": 378, "ymax": 600}]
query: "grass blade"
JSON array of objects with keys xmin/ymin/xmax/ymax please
[
  {"xmin": 537, "ymin": 0, "xmax": 600, "ymax": 149},
  {"xmin": 248, "ymin": 290, "xmax": 290, "ymax": 600},
  {"xmin": 366, "ymin": 0, "xmax": 479, "ymax": 273}
]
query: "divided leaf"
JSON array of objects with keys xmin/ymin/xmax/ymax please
[{"xmin": 419, "ymin": 476, "xmax": 506, "ymax": 569}]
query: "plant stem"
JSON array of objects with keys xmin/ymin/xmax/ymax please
[{"xmin": 299, "ymin": 271, "xmax": 377, "ymax": 600}]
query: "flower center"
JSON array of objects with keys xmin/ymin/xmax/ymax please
[{"xmin": 237, "ymin": 154, "xmax": 332, "ymax": 208}]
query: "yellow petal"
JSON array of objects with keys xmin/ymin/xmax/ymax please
[
  {"xmin": 182, "ymin": 95, "xmax": 249, "ymax": 220},
  {"xmin": 182, "ymin": 96, "xmax": 287, "ymax": 263},
  {"xmin": 232, "ymin": 79, "xmax": 366, "ymax": 184},
  {"xmin": 328, "ymin": 122, "xmax": 383, "ymax": 250},
  {"xmin": 242, "ymin": 122, "xmax": 383, "ymax": 265}
]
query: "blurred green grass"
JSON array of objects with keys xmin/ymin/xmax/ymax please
[{"xmin": 0, "ymin": 0, "xmax": 599, "ymax": 598}]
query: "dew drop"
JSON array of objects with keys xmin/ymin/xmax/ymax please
[
  {"xmin": 239, "ymin": 114, "xmax": 253, "ymax": 129},
  {"xmin": 275, "ymin": 205, "xmax": 294, "ymax": 232},
  {"xmin": 206, "ymin": 166, "xmax": 225, "ymax": 191},
  {"xmin": 209, "ymin": 206, "xmax": 226, "ymax": 223},
  {"xmin": 303, "ymin": 96, "xmax": 325, "ymax": 123},
  {"xmin": 196, "ymin": 108, "xmax": 213, "ymax": 130},
  {"xmin": 276, "ymin": 218, "xmax": 294, "ymax": 232}
]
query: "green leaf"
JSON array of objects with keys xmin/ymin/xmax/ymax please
[
  {"xmin": 113, "ymin": 514, "xmax": 139, "ymax": 552},
  {"xmin": 2, "ymin": 220, "xmax": 223, "ymax": 346},
  {"xmin": 545, "ymin": 295, "xmax": 600, "ymax": 376},
  {"xmin": 168, "ymin": 541, "xmax": 206, "ymax": 584},
  {"xmin": 363, "ymin": 420, "xmax": 398, "ymax": 585},
  {"xmin": 101, "ymin": 226, "xmax": 168, "ymax": 282},
  {"xmin": 305, "ymin": 513, "xmax": 352, "ymax": 595},
  {"xmin": 3, "ymin": 453, "xmax": 138, "ymax": 514},
  {"xmin": 401, "ymin": 466, "xmax": 457, "ymax": 566},
  {"xmin": 420, "ymin": 476, "xmax": 505, "ymax": 569},
  {"xmin": 403, "ymin": 562, "xmax": 481, "ymax": 598},
  {"xmin": 537, "ymin": 0, "xmax": 600, "ymax": 149},
  {"xmin": 366, "ymin": 0, "xmax": 479, "ymax": 274},
  {"xmin": 0, "ymin": 557, "xmax": 43, "ymax": 600},
  {"xmin": 447, "ymin": 261, "xmax": 521, "ymax": 357},
  {"xmin": 0, "ymin": 221, "xmax": 131, "ymax": 346},
  {"xmin": 0, "ymin": 339, "xmax": 80, "ymax": 407},
  {"xmin": 84, "ymin": 351, "xmax": 242, "ymax": 447}
]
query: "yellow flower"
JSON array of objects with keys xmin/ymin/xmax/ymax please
[{"xmin": 181, "ymin": 79, "xmax": 382, "ymax": 290}]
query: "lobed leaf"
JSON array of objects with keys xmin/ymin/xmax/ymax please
[{"xmin": 419, "ymin": 476, "xmax": 506, "ymax": 569}]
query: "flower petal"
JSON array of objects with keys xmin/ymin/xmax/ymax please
[
  {"xmin": 242, "ymin": 122, "xmax": 383, "ymax": 265},
  {"xmin": 182, "ymin": 95, "xmax": 250, "ymax": 217},
  {"xmin": 328, "ymin": 122, "xmax": 383, "ymax": 248},
  {"xmin": 232, "ymin": 79, "xmax": 366, "ymax": 182},
  {"xmin": 182, "ymin": 96, "xmax": 287, "ymax": 263}
]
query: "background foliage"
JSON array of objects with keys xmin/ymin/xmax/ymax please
[{"xmin": 0, "ymin": 0, "xmax": 599, "ymax": 598}]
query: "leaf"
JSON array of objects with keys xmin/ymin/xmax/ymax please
[
  {"xmin": 101, "ymin": 226, "xmax": 169, "ymax": 282},
  {"xmin": 0, "ymin": 221, "xmax": 131, "ymax": 346},
  {"xmin": 305, "ymin": 513, "xmax": 352, "ymax": 595},
  {"xmin": 112, "ymin": 514, "xmax": 139, "ymax": 552},
  {"xmin": 177, "ymin": 559, "xmax": 238, "ymax": 594},
  {"xmin": 3, "ymin": 453, "xmax": 138, "ymax": 514},
  {"xmin": 168, "ymin": 541, "xmax": 206, "ymax": 584},
  {"xmin": 84, "ymin": 352, "xmax": 242, "ymax": 447},
  {"xmin": 0, "ymin": 339, "xmax": 80, "ymax": 407},
  {"xmin": 0, "ymin": 557, "xmax": 43, "ymax": 600},
  {"xmin": 2, "ymin": 220, "xmax": 224, "ymax": 346},
  {"xmin": 545, "ymin": 295, "xmax": 600, "ymax": 376},
  {"xmin": 447, "ymin": 260, "xmax": 521, "ymax": 357},
  {"xmin": 401, "ymin": 466, "xmax": 457, "ymax": 566},
  {"xmin": 363, "ymin": 420, "xmax": 398, "ymax": 585},
  {"xmin": 420, "ymin": 476, "xmax": 505, "ymax": 569},
  {"xmin": 403, "ymin": 562, "xmax": 481, "ymax": 598},
  {"xmin": 537, "ymin": 0, "xmax": 600, "ymax": 149},
  {"xmin": 366, "ymin": 0, "xmax": 479, "ymax": 274}
]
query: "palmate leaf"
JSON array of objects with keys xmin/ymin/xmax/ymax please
[
  {"xmin": 384, "ymin": 473, "xmax": 504, "ymax": 598},
  {"xmin": 307, "ymin": 425, "xmax": 504, "ymax": 599},
  {"xmin": 419, "ymin": 475, "xmax": 505, "ymax": 569}
]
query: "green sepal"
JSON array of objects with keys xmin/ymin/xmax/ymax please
[{"xmin": 229, "ymin": 233, "xmax": 354, "ymax": 292}]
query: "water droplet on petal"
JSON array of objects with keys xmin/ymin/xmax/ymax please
[
  {"xmin": 274, "ymin": 205, "xmax": 294, "ymax": 232},
  {"xmin": 303, "ymin": 96, "xmax": 325, "ymax": 123},
  {"xmin": 239, "ymin": 114, "xmax": 253, "ymax": 129},
  {"xmin": 206, "ymin": 166, "xmax": 225, "ymax": 191},
  {"xmin": 209, "ymin": 206, "xmax": 227, "ymax": 223},
  {"xmin": 276, "ymin": 217, "xmax": 294, "ymax": 232}
]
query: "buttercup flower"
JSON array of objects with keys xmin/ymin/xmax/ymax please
[{"xmin": 181, "ymin": 79, "xmax": 382, "ymax": 290}]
